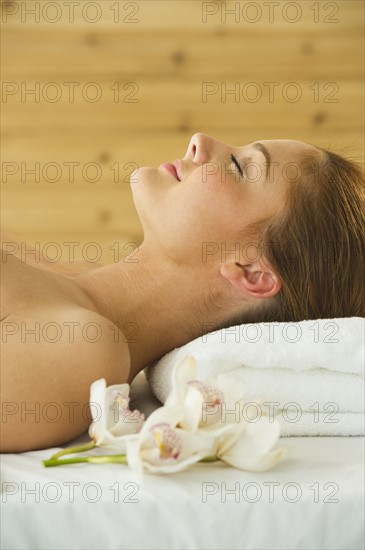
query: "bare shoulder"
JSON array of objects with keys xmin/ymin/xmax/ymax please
[
  {"xmin": 1, "ymin": 306, "xmax": 131, "ymax": 452},
  {"xmin": 2, "ymin": 305, "xmax": 131, "ymax": 386}
]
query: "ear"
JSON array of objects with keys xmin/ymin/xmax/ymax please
[{"xmin": 220, "ymin": 260, "xmax": 282, "ymax": 298}]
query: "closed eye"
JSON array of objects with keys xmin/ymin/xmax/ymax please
[{"xmin": 230, "ymin": 154, "xmax": 243, "ymax": 177}]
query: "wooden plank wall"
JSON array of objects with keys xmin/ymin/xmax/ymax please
[{"xmin": 1, "ymin": 0, "xmax": 364, "ymax": 263}]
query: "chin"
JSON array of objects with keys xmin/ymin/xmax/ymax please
[
  {"xmin": 130, "ymin": 166, "xmax": 155, "ymax": 188},
  {"xmin": 129, "ymin": 168, "xmax": 159, "ymax": 229}
]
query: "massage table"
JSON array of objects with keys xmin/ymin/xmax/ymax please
[{"xmin": 1, "ymin": 371, "xmax": 364, "ymax": 550}]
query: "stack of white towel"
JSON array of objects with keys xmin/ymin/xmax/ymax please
[{"xmin": 145, "ymin": 317, "xmax": 365, "ymax": 436}]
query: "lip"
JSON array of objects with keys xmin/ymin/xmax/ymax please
[
  {"xmin": 160, "ymin": 162, "xmax": 180, "ymax": 181},
  {"xmin": 172, "ymin": 159, "xmax": 182, "ymax": 181}
]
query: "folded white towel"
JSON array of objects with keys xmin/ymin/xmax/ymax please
[
  {"xmin": 145, "ymin": 317, "xmax": 365, "ymax": 436},
  {"xmin": 276, "ymin": 412, "xmax": 364, "ymax": 437}
]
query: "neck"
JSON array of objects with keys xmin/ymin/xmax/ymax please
[{"xmin": 73, "ymin": 244, "xmax": 227, "ymax": 382}]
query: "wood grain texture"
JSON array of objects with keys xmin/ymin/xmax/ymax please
[{"xmin": 1, "ymin": 0, "xmax": 364, "ymax": 257}]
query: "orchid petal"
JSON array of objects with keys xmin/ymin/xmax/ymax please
[
  {"xmin": 206, "ymin": 370, "xmax": 246, "ymax": 410},
  {"xmin": 88, "ymin": 378, "xmax": 107, "ymax": 442},
  {"xmin": 88, "ymin": 378, "xmax": 144, "ymax": 449},
  {"xmin": 179, "ymin": 385, "xmax": 206, "ymax": 432},
  {"xmin": 165, "ymin": 354, "xmax": 198, "ymax": 407},
  {"xmin": 139, "ymin": 404, "xmax": 181, "ymax": 436},
  {"xmin": 126, "ymin": 424, "xmax": 216, "ymax": 475},
  {"xmin": 217, "ymin": 417, "xmax": 285, "ymax": 471}
]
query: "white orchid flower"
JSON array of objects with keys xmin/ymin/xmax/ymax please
[
  {"xmin": 125, "ymin": 404, "xmax": 216, "ymax": 477},
  {"xmin": 47, "ymin": 378, "xmax": 145, "ymax": 462},
  {"xmin": 164, "ymin": 355, "xmax": 287, "ymax": 472},
  {"xmin": 215, "ymin": 415, "xmax": 287, "ymax": 472},
  {"xmin": 88, "ymin": 378, "xmax": 145, "ymax": 451},
  {"xmin": 165, "ymin": 355, "xmax": 250, "ymax": 433},
  {"xmin": 45, "ymin": 362, "xmax": 286, "ymax": 475}
]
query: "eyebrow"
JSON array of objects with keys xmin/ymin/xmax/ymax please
[{"xmin": 252, "ymin": 142, "xmax": 271, "ymax": 181}]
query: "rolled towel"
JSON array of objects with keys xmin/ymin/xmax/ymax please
[{"xmin": 144, "ymin": 317, "xmax": 365, "ymax": 436}]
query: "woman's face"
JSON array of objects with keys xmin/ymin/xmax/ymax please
[{"xmin": 130, "ymin": 133, "xmax": 318, "ymax": 264}]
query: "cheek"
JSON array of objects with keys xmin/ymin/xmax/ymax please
[
  {"xmin": 186, "ymin": 167, "xmax": 238, "ymax": 203},
  {"xmin": 180, "ymin": 172, "xmax": 245, "ymax": 236}
]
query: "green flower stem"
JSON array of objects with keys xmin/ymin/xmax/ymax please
[
  {"xmin": 199, "ymin": 455, "xmax": 219, "ymax": 463},
  {"xmin": 88, "ymin": 455, "xmax": 128, "ymax": 465},
  {"xmin": 49, "ymin": 440, "xmax": 96, "ymax": 460},
  {"xmin": 43, "ymin": 453, "xmax": 127, "ymax": 468},
  {"xmin": 43, "ymin": 456, "xmax": 91, "ymax": 467}
]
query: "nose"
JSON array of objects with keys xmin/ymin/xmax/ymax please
[{"xmin": 184, "ymin": 133, "xmax": 214, "ymax": 165}]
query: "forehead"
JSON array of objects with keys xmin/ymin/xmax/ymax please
[
  {"xmin": 249, "ymin": 139, "xmax": 319, "ymax": 163},
  {"xmin": 257, "ymin": 139, "xmax": 316, "ymax": 151}
]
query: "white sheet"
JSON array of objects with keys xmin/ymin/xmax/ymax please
[{"xmin": 1, "ymin": 372, "xmax": 364, "ymax": 550}]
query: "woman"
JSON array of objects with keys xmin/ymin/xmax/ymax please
[{"xmin": 1, "ymin": 133, "xmax": 364, "ymax": 452}]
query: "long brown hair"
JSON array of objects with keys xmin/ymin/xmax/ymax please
[{"xmin": 218, "ymin": 146, "xmax": 365, "ymax": 327}]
